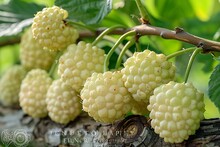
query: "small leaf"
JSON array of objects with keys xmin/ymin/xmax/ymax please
[
  {"xmin": 208, "ymin": 64, "xmax": 220, "ymax": 111},
  {"xmin": 55, "ymin": 0, "xmax": 112, "ymax": 25}
]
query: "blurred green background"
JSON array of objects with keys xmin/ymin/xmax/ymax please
[{"xmin": 0, "ymin": 0, "xmax": 220, "ymax": 118}]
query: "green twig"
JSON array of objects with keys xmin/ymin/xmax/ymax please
[
  {"xmin": 135, "ymin": 42, "xmax": 142, "ymax": 52},
  {"xmin": 103, "ymin": 36, "xmax": 133, "ymax": 57},
  {"xmin": 184, "ymin": 48, "xmax": 202, "ymax": 83},
  {"xmin": 104, "ymin": 30, "xmax": 136, "ymax": 72},
  {"xmin": 115, "ymin": 39, "xmax": 135, "ymax": 69},
  {"xmin": 135, "ymin": 0, "xmax": 150, "ymax": 24},
  {"xmin": 167, "ymin": 47, "xmax": 196, "ymax": 60},
  {"xmin": 92, "ymin": 25, "xmax": 125, "ymax": 46},
  {"xmin": 49, "ymin": 51, "xmax": 63, "ymax": 79}
]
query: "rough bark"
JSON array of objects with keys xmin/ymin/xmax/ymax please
[{"xmin": 0, "ymin": 106, "xmax": 220, "ymax": 147}]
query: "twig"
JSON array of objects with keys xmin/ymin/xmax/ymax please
[
  {"xmin": 133, "ymin": 25, "xmax": 220, "ymax": 52},
  {"xmin": 78, "ymin": 28, "xmax": 130, "ymax": 38},
  {"xmin": 184, "ymin": 48, "xmax": 202, "ymax": 83},
  {"xmin": 1, "ymin": 25, "xmax": 220, "ymax": 53}
]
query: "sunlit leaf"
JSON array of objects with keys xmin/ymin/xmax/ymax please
[
  {"xmin": 204, "ymin": 97, "xmax": 220, "ymax": 119},
  {"xmin": 144, "ymin": 0, "xmax": 160, "ymax": 18},
  {"xmin": 22, "ymin": 0, "xmax": 54, "ymax": 7},
  {"xmin": 189, "ymin": 0, "xmax": 214, "ymax": 21}
]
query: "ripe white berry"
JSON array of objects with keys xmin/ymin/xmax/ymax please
[
  {"xmin": 58, "ymin": 41, "xmax": 105, "ymax": 92},
  {"xmin": 147, "ymin": 81, "xmax": 205, "ymax": 143},
  {"xmin": 46, "ymin": 79, "xmax": 82, "ymax": 124},
  {"xmin": 20, "ymin": 28, "xmax": 56, "ymax": 71},
  {"xmin": 81, "ymin": 71, "xmax": 132, "ymax": 123},
  {"xmin": 0, "ymin": 65, "xmax": 27, "ymax": 106},
  {"xmin": 19, "ymin": 69, "xmax": 52, "ymax": 118},
  {"xmin": 32, "ymin": 6, "xmax": 79, "ymax": 51},
  {"xmin": 121, "ymin": 50, "xmax": 175, "ymax": 114}
]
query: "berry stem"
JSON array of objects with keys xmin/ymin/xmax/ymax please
[
  {"xmin": 92, "ymin": 25, "xmax": 126, "ymax": 46},
  {"xmin": 104, "ymin": 30, "xmax": 136, "ymax": 72},
  {"xmin": 115, "ymin": 39, "xmax": 135, "ymax": 69},
  {"xmin": 49, "ymin": 51, "xmax": 63, "ymax": 79},
  {"xmin": 103, "ymin": 36, "xmax": 133, "ymax": 57},
  {"xmin": 184, "ymin": 48, "xmax": 202, "ymax": 83},
  {"xmin": 135, "ymin": 42, "xmax": 142, "ymax": 52},
  {"xmin": 167, "ymin": 47, "xmax": 196, "ymax": 60},
  {"xmin": 135, "ymin": 0, "xmax": 150, "ymax": 24}
]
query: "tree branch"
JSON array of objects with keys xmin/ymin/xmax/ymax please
[
  {"xmin": 0, "ymin": 38, "xmax": 21, "ymax": 47},
  {"xmin": 1, "ymin": 25, "xmax": 220, "ymax": 53},
  {"xmin": 80, "ymin": 25, "xmax": 220, "ymax": 53},
  {"xmin": 133, "ymin": 25, "xmax": 220, "ymax": 52}
]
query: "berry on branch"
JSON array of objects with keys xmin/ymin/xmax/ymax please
[
  {"xmin": 121, "ymin": 50, "xmax": 175, "ymax": 114},
  {"xmin": 20, "ymin": 28, "xmax": 56, "ymax": 71},
  {"xmin": 147, "ymin": 81, "xmax": 205, "ymax": 143},
  {"xmin": 32, "ymin": 6, "xmax": 79, "ymax": 51},
  {"xmin": 46, "ymin": 79, "xmax": 82, "ymax": 124},
  {"xmin": 0, "ymin": 65, "xmax": 27, "ymax": 106},
  {"xmin": 19, "ymin": 69, "xmax": 52, "ymax": 118},
  {"xmin": 58, "ymin": 41, "xmax": 105, "ymax": 92},
  {"xmin": 80, "ymin": 71, "xmax": 132, "ymax": 123}
]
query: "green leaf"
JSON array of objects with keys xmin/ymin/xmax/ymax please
[
  {"xmin": 55, "ymin": 0, "xmax": 112, "ymax": 25},
  {"xmin": 144, "ymin": 0, "xmax": 195, "ymax": 26},
  {"xmin": 197, "ymin": 53, "xmax": 214, "ymax": 73},
  {"xmin": 208, "ymin": 64, "xmax": 220, "ymax": 111},
  {"xmin": 0, "ymin": 0, "xmax": 44, "ymax": 42},
  {"xmin": 144, "ymin": 0, "xmax": 160, "ymax": 18},
  {"xmin": 0, "ymin": 0, "xmax": 44, "ymax": 23},
  {"xmin": 0, "ymin": 45, "xmax": 19, "ymax": 76},
  {"xmin": 112, "ymin": 0, "xmax": 125, "ymax": 9},
  {"xmin": 189, "ymin": 0, "xmax": 214, "ymax": 21},
  {"xmin": 22, "ymin": 0, "xmax": 54, "ymax": 7}
]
